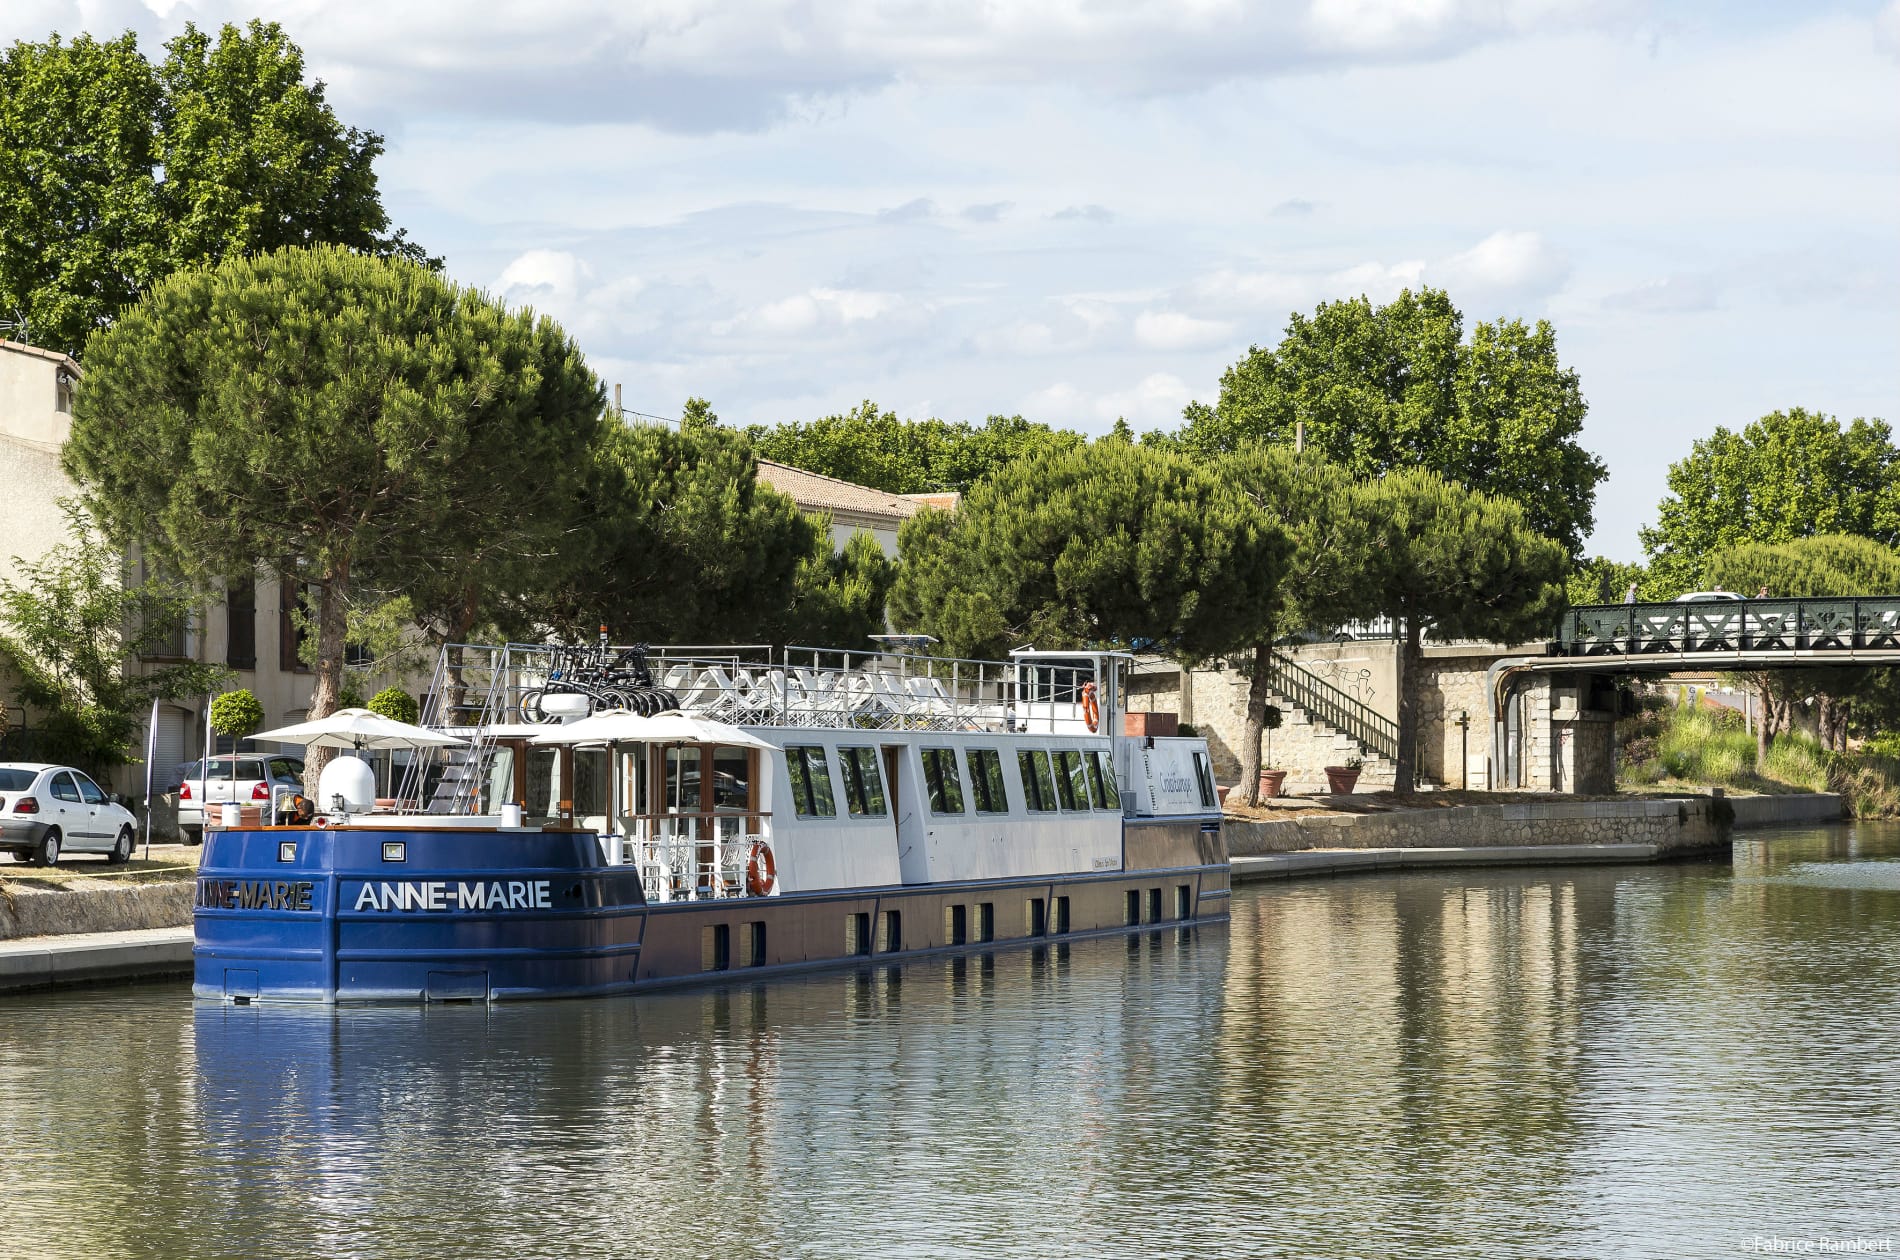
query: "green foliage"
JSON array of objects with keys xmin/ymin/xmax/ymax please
[
  {"xmin": 552, "ymin": 421, "xmax": 821, "ymax": 645},
  {"xmin": 782, "ymin": 529, "xmax": 897, "ymax": 649},
  {"xmin": 1760, "ymin": 731, "xmax": 1830, "ymax": 793},
  {"xmin": 1642, "ymin": 408, "xmax": 1900, "ymax": 594},
  {"xmin": 1180, "ymin": 287, "xmax": 1604, "ymax": 555},
  {"xmin": 1358, "ymin": 469, "xmax": 1570, "ymax": 646},
  {"xmin": 1702, "ymin": 534, "xmax": 1900, "ymax": 600},
  {"xmin": 367, "ymin": 686, "xmax": 418, "ymax": 726},
  {"xmin": 1566, "ymin": 556, "xmax": 1653, "ymax": 606},
  {"xmin": 747, "ymin": 401, "xmax": 1085, "ymax": 495},
  {"xmin": 0, "ymin": 21, "xmax": 427, "ymax": 357},
  {"xmin": 1218, "ymin": 446, "xmax": 1381, "ymax": 637},
  {"xmin": 64, "ymin": 244, "xmax": 605, "ymax": 725},
  {"xmin": 335, "ymin": 679, "xmax": 365, "ymax": 710},
  {"xmin": 0, "ymin": 517, "xmax": 229, "ymax": 772},
  {"xmin": 1833, "ymin": 752, "xmax": 1900, "ymax": 819},
  {"xmin": 208, "ymin": 688, "xmax": 263, "ymax": 738},
  {"xmin": 889, "ymin": 439, "xmax": 1290, "ymax": 661}
]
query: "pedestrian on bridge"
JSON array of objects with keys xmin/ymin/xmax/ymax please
[{"xmin": 1624, "ymin": 582, "xmax": 1639, "ymax": 604}]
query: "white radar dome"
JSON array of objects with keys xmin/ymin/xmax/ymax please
[{"xmin": 317, "ymin": 755, "xmax": 377, "ymax": 816}]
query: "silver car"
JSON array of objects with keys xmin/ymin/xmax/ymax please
[{"xmin": 0, "ymin": 763, "xmax": 139, "ymax": 866}]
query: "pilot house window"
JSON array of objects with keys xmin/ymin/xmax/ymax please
[
  {"xmin": 784, "ymin": 746, "xmax": 836, "ymax": 819},
  {"xmin": 838, "ymin": 747, "xmax": 887, "ymax": 818}
]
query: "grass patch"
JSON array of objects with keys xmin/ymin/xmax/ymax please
[{"xmin": 1618, "ymin": 698, "xmax": 1900, "ymax": 815}]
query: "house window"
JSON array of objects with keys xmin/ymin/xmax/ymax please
[
  {"xmin": 1017, "ymin": 749, "xmax": 1058, "ymax": 813},
  {"xmin": 837, "ymin": 746, "xmax": 887, "ymax": 818},
  {"xmin": 54, "ymin": 371, "xmax": 74, "ymax": 413},
  {"xmin": 966, "ymin": 748, "xmax": 1008, "ymax": 814},
  {"xmin": 921, "ymin": 748, "xmax": 965, "ymax": 815},
  {"xmin": 139, "ymin": 557, "xmax": 188, "ymax": 660},
  {"xmin": 279, "ymin": 584, "xmax": 311, "ymax": 673},
  {"xmin": 783, "ymin": 746, "xmax": 836, "ymax": 819},
  {"xmin": 226, "ymin": 579, "xmax": 256, "ymax": 670}
]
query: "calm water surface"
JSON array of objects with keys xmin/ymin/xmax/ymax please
[{"xmin": 4, "ymin": 823, "xmax": 1899, "ymax": 1259}]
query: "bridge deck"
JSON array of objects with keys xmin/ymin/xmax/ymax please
[{"xmin": 1555, "ymin": 597, "xmax": 1900, "ymax": 659}]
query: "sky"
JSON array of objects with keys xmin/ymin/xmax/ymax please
[{"xmin": 7, "ymin": 0, "xmax": 1897, "ymax": 560}]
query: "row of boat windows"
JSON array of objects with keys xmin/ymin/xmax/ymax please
[{"xmin": 781, "ymin": 745, "xmax": 1121, "ymax": 821}]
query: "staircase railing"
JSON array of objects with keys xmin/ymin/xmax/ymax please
[{"xmin": 1266, "ymin": 651, "xmax": 1400, "ymax": 762}]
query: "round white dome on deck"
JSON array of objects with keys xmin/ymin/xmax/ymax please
[{"xmin": 318, "ymin": 755, "xmax": 377, "ymax": 815}]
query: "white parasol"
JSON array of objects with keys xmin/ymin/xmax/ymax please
[
  {"xmin": 249, "ymin": 708, "xmax": 469, "ymax": 751},
  {"xmin": 527, "ymin": 709, "xmax": 774, "ymax": 750}
]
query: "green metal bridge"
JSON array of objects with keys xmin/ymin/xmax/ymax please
[{"xmin": 1553, "ymin": 597, "xmax": 1900, "ymax": 661}]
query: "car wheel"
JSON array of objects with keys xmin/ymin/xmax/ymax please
[
  {"xmin": 182, "ymin": 826, "xmax": 203, "ymax": 847},
  {"xmin": 33, "ymin": 830, "xmax": 60, "ymax": 868},
  {"xmin": 107, "ymin": 826, "xmax": 134, "ymax": 865}
]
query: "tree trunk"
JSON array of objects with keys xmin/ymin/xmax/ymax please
[
  {"xmin": 1756, "ymin": 676, "xmax": 1773, "ymax": 764},
  {"xmin": 1394, "ymin": 616, "xmax": 1421, "ymax": 795},
  {"xmin": 1238, "ymin": 642, "xmax": 1272, "ymax": 807},
  {"xmin": 303, "ymin": 562, "xmax": 351, "ymax": 796}
]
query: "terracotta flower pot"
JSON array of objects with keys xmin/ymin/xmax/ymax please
[
  {"xmin": 1216, "ymin": 785, "xmax": 1232, "ymax": 806},
  {"xmin": 1257, "ymin": 769, "xmax": 1287, "ymax": 799},
  {"xmin": 1323, "ymin": 766, "xmax": 1361, "ymax": 794}
]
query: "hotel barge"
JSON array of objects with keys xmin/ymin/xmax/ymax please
[{"xmin": 194, "ymin": 644, "xmax": 1229, "ymax": 1003}]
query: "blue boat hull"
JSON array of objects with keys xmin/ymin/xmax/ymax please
[{"xmin": 194, "ymin": 819, "xmax": 1229, "ymax": 1004}]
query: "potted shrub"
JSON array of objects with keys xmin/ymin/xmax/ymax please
[
  {"xmin": 1257, "ymin": 704, "xmax": 1286, "ymax": 798},
  {"xmin": 209, "ymin": 689, "xmax": 264, "ymax": 826},
  {"xmin": 1323, "ymin": 754, "xmax": 1362, "ymax": 795}
]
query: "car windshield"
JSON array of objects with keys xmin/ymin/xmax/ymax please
[
  {"xmin": 184, "ymin": 758, "xmax": 266, "ymax": 780},
  {"xmin": 0, "ymin": 769, "xmax": 35, "ymax": 790}
]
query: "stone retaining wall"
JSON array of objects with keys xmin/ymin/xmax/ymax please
[
  {"xmin": 1729, "ymin": 793, "xmax": 1844, "ymax": 827},
  {"xmin": 0, "ymin": 882, "xmax": 193, "ymax": 940},
  {"xmin": 1225, "ymin": 796, "xmax": 1729, "ymax": 857}
]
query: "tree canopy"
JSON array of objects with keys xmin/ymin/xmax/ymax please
[
  {"xmin": 0, "ymin": 519, "xmax": 227, "ymax": 774},
  {"xmin": 1356, "ymin": 469, "xmax": 1571, "ymax": 792},
  {"xmin": 1642, "ymin": 408, "xmax": 1900, "ymax": 595},
  {"xmin": 0, "ymin": 20, "xmax": 427, "ymax": 357},
  {"xmin": 888, "ymin": 440, "xmax": 1290, "ymax": 661},
  {"xmin": 547, "ymin": 419, "xmax": 892, "ymax": 649},
  {"xmin": 63, "ymin": 245, "xmax": 604, "ymax": 780},
  {"xmin": 1217, "ymin": 446, "xmax": 1383, "ymax": 800},
  {"xmin": 746, "ymin": 401, "xmax": 1085, "ymax": 495},
  {"xmin": 1178, "ymin": 287, "xmax": 1604, "ymax": 556}
]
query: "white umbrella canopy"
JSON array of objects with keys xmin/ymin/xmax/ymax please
[
  {"xmin": 249, "ymin": 708, "xmax": 469, "ymax": 751},
  {"xmin": 528, "ymin": 709, "xmax": 775, "ymax": 750}
]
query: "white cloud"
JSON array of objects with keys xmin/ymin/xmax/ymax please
[
  {"xmin": 1023, "ymin": 372, "xmax": 1193, "ymax": 426},
  {"xmin": 1433, "ymin": 229, "xmax": 1570, "ymax": 299},
  {"xmin": 1133, "ymin": 310, "xmax": 1235, "ymax": 350},
  {"xmin": 1603, "ymin": 273, "xmax": 1721, "ymax": 314},
  {"xmin": 496, "ymin": 249, "xmax": 593, "ymax": 303},
  {"xmin": 716, "ymin": 287, "xmax": 903, "ymax": 339},
  {"xmin": 1877, "ymin": 0, "xmax": 1900, "ymax": 58}
]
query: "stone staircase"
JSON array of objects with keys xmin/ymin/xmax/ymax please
[{"xmin": 1254, "ymin": 652, "xmax": 1425, "ymax": 796}]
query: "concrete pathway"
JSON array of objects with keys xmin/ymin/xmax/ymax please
[
  {"xmin": 0, "ymin": 926, "xmax": 193, "ymax": 994},
  {"xmin": 1231, "ymin": 843, "xmax": 1664, "ymax": 882}
]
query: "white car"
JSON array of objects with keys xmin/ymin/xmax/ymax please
[
  {"xmin": 0, "ymin": 763, "xmax": 139, "ymax": 866},
  {"xmin": 177, "ymin": 753, "xmax": 306, "ymax": 844},
  {"xmin": 1673, "ymin": 591, "xmax": 1747, "ymax": 602}
]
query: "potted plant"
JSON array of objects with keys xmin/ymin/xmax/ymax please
[
  {"xmin": 209, "ymin": 689, "xmax": 264, "ymax": 825},
  {"xmin": 1323, "ymin": 754, "xmax": 1362, "ymax": 795},
  {"xmin": 1257, "ymin": 704, "xmax": 1286, "ymax": 799}
]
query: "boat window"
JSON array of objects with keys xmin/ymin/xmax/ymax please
[
  {"xmin": 1053, "ymin": 750, "xmax": 1088, "ymax": 811},
  {"xmin": 1191, "ymin": 750, "xmax": 1217, "ymax": 809},
  {"xmin": 664, "ymin": 746, "xmax": 702, "ymax": 811},
  {"xmin": 784, "ymin": 746, "xmax": 836, "ymax": 819},
  {"xmin": 1017, "ymin": 750, "xmax": 1058, "ymax": 813},
  {"xmin": 921, "ymin": 748, "xmax": 965, "ymax": 815},
  {"xmin": 837, "ymin": 746, "xmax": 887, "ymax": 818},
  {"xmin": 526, "ymin": 747, "xmax": 560, "ymax": 817},
  {"xmin": 712, "ymin": 746, "xmax": 750, "ymax": 811},
  {"xmin": 966, "ymin": 748, "xmax": 1009, "ymax": 814},
  {"xmin": 1085, "ymin": 751, "xmax": 1120, "ymax": 811},
  {"xmin": 574, "ymin": 748, "xmax": 610, "ymax": 819}
]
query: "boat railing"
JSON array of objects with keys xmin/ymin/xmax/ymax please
[{"xmin": 609, "ymin": 811, "xmax": 775, "ymax": 903}]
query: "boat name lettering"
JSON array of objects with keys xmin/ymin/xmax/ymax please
[
  {"xmin": 1159, "ymin": 773, "xmax": 1194, "ymax": 795},
  {"xmin": 351, "ymin": 880, "xmax": 553, "ymax": 913},
  {"xmin": 196, "ymin": 879, "xmax": 314, "ymax": 912}
]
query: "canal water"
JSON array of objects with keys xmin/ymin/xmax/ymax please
[{"xmin": 4, "ymin": 823, "xmax": 1898, "ymax": 1259}]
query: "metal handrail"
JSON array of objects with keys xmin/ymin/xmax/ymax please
[{"xmin": 1266, "ymin": 651, "xmax": 1399, "ymax": 762}]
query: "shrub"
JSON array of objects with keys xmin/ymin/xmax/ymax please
[
  {"xmin": 368, "ymin": 686, "xmax": 419, "ymax": 726},
  {"xmin": 209, "ymin": 689, "xmax": 264, "ymax": 740},
  {"xmin": 1761, "ymin": 731, "xmax": 1829, "ymax": 793}
]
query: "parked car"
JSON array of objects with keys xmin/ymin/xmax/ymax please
[
  {"xmin": 177, "ymin": 754, "xmax": 306, "ymax": 844},
  {"xmin": 1673, "ymin": 591, "xmax": 1747, "ymax": 602},
  {"xmin": 0, "ymin": 762, "xmax": 139, "ymax": 866}
]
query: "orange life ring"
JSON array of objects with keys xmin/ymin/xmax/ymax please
[
  {"xmin": 745, "ymin": 842, "xmax": 778, "ymax": 897},
  {"xmin": 1080, "ymin": 682, "xmax": 1101, "ymax": 733}
]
